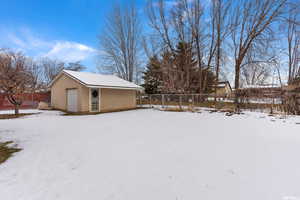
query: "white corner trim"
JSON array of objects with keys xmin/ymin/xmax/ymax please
[
  {"xmin": 98, "ymin": 88, "xmax": 101, "ymax": 112},
  {"xmin": 88, "ymin": 88, "xmax": 91, "ymax": 112}
]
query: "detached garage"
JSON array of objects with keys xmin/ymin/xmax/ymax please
[{"xmin": 50, "ymin": 70, "xmax": 143, "ymax": 113}]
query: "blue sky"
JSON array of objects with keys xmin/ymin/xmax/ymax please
[
  {"xmin": 0, "ymin": 0, "xmax": 148, "ymax": 71},
  {"xmin": 0, "ymin": 0, "xmax": 292, "ymax": 85}
]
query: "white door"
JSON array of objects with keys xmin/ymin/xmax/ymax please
[{"xmin": 67, "ymin": 89, "xmax": 78, "ymax": 112}]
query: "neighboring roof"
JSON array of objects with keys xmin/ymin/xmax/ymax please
[
  {"xmin": 290, "ymin": 78, "xmax": 300, "ymax": 85},
  {"xmin": 50, "ymin": 70, "xmax": 143, "ymax": 91},
  {"xmin": 214, "ymin": 81, "xmax": 232, "ymax": 90},
  {"xmin": 217, "ymin": 82, "xmax": 227, "ymax": 88},
  {"xmin": 242, "ymin": 84, "xmax": 281, "ymax": 89}
]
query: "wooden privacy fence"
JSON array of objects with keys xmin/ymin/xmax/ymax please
[{"xmin": 0, "ymin": 92, "xmax": 51, "ymax": 110}]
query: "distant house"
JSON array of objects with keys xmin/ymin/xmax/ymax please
[
  {"xmin": 283, "ymin": 79, "xmax": 300, "ymax": 92},
  {"xmin": 49, "ymin": 70, "xmax": 143, "ymax": 113},
  {"xmin": 213, "ymin": 81, "xmax": 232, "ymax": 96}
]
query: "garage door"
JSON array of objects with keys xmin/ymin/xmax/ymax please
[{"xmin": 67, "ymin": 89, "xmax": 78, "ymax": 112}]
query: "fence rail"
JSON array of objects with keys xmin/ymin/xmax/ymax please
[{"xmin": 137, "ymin": 93, "xmax": 300, "ymax": 114}]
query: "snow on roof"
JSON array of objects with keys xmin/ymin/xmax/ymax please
[
  {"xmin": 217, "ymin": 83, "xmax": 226, "ymax": 87},
  {"xmin": 61, "ymin": 70, "xmax": 143, "ymax": 90},
  {"xmin": 242, "ymin": 84, "xmax": 281, "ymax": 89},
  {"xmin": 213, "ymin": 81, "xmax": 232, "ymax": 90}
]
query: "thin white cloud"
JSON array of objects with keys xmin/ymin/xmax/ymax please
[
  {"xmin": 7, "ymin": 34, "xmax": 27, "ymax": 48},
  {"xmin": 44, "ymin": 41, "xmax": 97, "ymax": 62},
  {"xmin": 5, "ymin": 28, "xmax": 53, "ymax": 52},
  {"xmin": 0, "ymin": 27, "xmax": 97, "ymax": 63}
]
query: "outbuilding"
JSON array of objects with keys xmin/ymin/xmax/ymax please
[
  {"xmin": 213, "ymin": 81, "xmax": 232, "ymax": 97},
  {"xmin": 50, "ymin": 70, "xmax": 143, "ymax": 113}
]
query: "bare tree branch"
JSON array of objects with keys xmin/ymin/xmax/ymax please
[{"xmin": 99, "ymin": 3, "xmax": 142, "ymax": 83}]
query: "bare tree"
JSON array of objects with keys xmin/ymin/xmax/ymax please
[
  {"xmin": 142, "ymin": 35, "xmax": 161, "ymax": 59},
  {"xmin": 241, "ymin": 63, "xmax": 272, "ymax": 86},
  {"xmin": 146, "ymin": 0, "xmax": 179, "ymax": 94},
  {"xmin": 0, "ymin": 50, "xmax": 37, "ymax": 114},
  {"xmin": 147, "ymin": 0, "xmax": 207, "ymax": 92},
  {"xmin": 98, "ymin": 3, "xmax": 142, "ymax": 83},
  {"xmin": 40, "ymin": 58, "xmax": 85, "ymax": 85},
  {"xmin": 181, "ymin": 0, "xmax": 205, "ymax": 93},
  {"xmin": 146, "ymin": 0, "xmax": 176, "ymax": 54},
  {"xmin": 184, "ymin": 0, "xmax": 231, "ymax": 93},
  {"xmin": 240, "ymin": 46, "xmax": 279, "ymax": 86},
  {"xmin": 231, "ymin": 0, "xmax": 287, "ymax": 90},
  {"xmin": 286, "ymin": 5, "xmax": 300, "ymax": 83},
  {"xmin": 40, "ymin": 58, "xmax": 64, "ymax": 85},
  {"xmin": 146, "ymin": 0, "xmax": 233, "ymax": 94},
  {"xmin": 208, "ymin": 0, "xmax": 232, "ymax": 99},
  {"xmin": 27, "ymin": 58, "xmax": 43, "ymax": 91}
]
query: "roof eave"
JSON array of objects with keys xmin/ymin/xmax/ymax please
[{"xmin": 87, "ymin": 84, "xmax": 144, "ymax": 91}]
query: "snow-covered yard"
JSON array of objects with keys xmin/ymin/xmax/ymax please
[{"xmin": 0, "ymin": 109, "xmax": 300, "ymax": 200}]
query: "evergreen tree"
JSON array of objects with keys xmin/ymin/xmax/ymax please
[
  {"xmin": 201, "ymin": 67, "xmax": 216, "ymax": 93},
  {"xmin": 173, "ymin": 42, "xmax": 198, "ymax": 93},
  {"xmin": 142, "ymin": 42, "xmax": 217, "ymax": 94},
  {"xmin": 142, "ymin": 56, "xmax": 162, "ymax": 94}
]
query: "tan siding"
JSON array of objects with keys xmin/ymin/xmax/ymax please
[
  {"xmin": 100, "ymin": 88, "xmax": 136, "ymax": 112},
  {"xmin": 225, "ymin": 85, "xmax": 232, "ymax": 95},
  {"xmin": 51, "ymin": 74, "xmax": 89, "ymax": 112},
  {"xmin": 216, "ymin": 85, "xmax": 232, "ymax": 96},
  {"xmin": 284, "ymin": 84, "xmax": 300, "ymax": 91},
  {"xmin": 80, "ymin": 86, "xmax": 90, "ymax": 112},
  {"xmin": 216, "ymin": 87, "xmax": 226, "ymax": 96}
]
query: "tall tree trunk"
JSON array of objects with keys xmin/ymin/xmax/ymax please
[
  {"xmin": 234, "ymin": 62, "xmax": 241, "ymax": 89},
  {"xmin": 195, "ymin": 37, "xmax": 203, "ymax": 95},
  {"xmin": 234, "ymin": 60, "xmax": 241, "ymax": 111},
  {"xmin": 214, "ymin": 0, "xmax": 221, "ymax": 103},
  {"xmin": 14, "ymin": 104, "xmax": 19, "ymax": 115}
]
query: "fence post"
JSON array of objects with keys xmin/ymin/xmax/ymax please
[
  {"xmin": 192, "ymin": 94, "xmax": 194, "ymax": 110},
  {"xmin": 149, "ymin": 94, "xmax": 152, "ymax": 108},
  {"xmin": 139, "ymin": 93, "xmax": 142, "ymax": 107},
  {"xmin": 162, "ymin": 94, "xmax": 165, "ymax": 109},
  {"xmin": 179, "ymin": 95, "xmax": 182, "ymax": 109}
]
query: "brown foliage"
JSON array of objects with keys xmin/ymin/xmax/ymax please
[{"xmin": 0, "ymin": 50, "xmax": 37, "ymax": 114}]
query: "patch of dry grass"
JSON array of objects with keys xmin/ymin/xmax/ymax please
[
  {"xmin": 62, "ymin": 108, "xmax": 144, "ymax": 116},
  {"xmin": 140, "ymin": 100, "xmax": 280, "ymax": 113},
  {"xmin": 161, "ymin": 107, "xmax": 186, "ymax": 112},
  {"xmin": 0, "ymin": 141, "xmax": 21, "ymax": 165},
  {"xmin": 0, "ymin": 113, "xmax": 36, "ymax": 120}
]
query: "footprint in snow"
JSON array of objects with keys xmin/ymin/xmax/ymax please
[{"xmin": 227, "ymin": 169, "xmax": 236, "ymax": 175}]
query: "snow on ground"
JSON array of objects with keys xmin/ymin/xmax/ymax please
[{"xmin": 0, "ymin": 109, "xmax": 300, "ymax": 200}]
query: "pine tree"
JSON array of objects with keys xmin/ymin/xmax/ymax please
[
  {"xmin": 142, "ymin": 42, "xmax": 217, "ymax": 94},
  {"xmin": 142, "ymin": 56, "xmax": 163, "ymax": 94},
  {"xmin": 201, "ymin": 67, "xmax": 216, "ymax": 93},
  {"xmin": 173, "ymin": 42, "xmax": 198, "ymax": 93}
]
